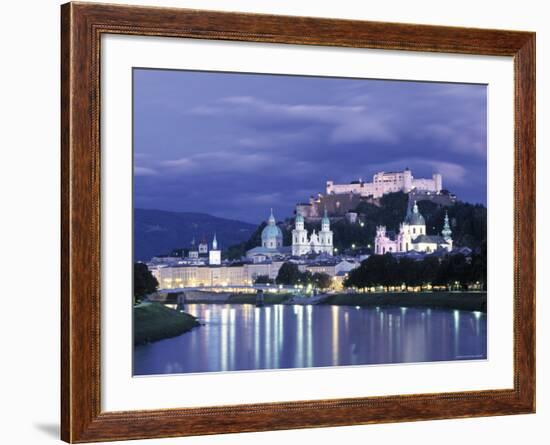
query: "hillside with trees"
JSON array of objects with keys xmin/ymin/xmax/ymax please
[{"xmin": 226, "ymin": 192, "xmax": 487, "ymax": 257}]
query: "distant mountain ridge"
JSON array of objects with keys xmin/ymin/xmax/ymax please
[{"xmin": 134, "ymin": 208, "xmax": 257, "ymax": 261}]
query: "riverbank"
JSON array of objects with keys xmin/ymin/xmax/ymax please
[
  {"xmin": 322, "ymin": 291, "xmax": 486, "ymax": 312},
  {"xmin": 152, "ymin": 291, "xmax": 293, "ymax": 305},
  {"xmin": 152, "ymin": 290, "xmax": 486, "ymax": 312},
  {"xmin": 134, "ymin": 302, "xmax": 200, "ymax": 345},
  {"xmin": 226, "ymin": 293, "xmax": 292, "ymax": 304}
]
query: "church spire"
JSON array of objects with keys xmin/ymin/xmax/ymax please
[
  {"xmin": 212, "ymin": 233, "xmax": 218, "ymax": 250},
  {"xmin": 441, "ymin": 211, "xmax": 452, "ymax": 240},
  {"xmin": 321, "ymin": 207, "xmax": 330, "ymax": 231},
  {"xmin": 268, "ymin": 208, "xmax": 276, "ymax": 225}
]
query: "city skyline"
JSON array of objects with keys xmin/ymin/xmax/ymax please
[{"xmin": 134, "ymin": 68, "xmax": 487, "ymax": 224}]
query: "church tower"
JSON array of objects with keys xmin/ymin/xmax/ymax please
[
  {"xmin": 441, "ymin": 211, "xmax": 453, "ymax": 250},
  {"xmin": 189, "ymin": 237, "xmax": 199, "ymax": 259},
  {"xmin": 292, "ymin": 212, "xmax": 309, "ymax": 256},
  {"xmin": 318, "ymin": 208, "xmax": 334, "ymax": 255},
  {"xmin": 397, "ymin": 222, "xmax": 413, "ymax": 253},
  {"xmin": 198, "ymin": 237, "xmax": 208, "ymax": 254},
  {"xmin": 209, "ymin": 233, "xmax": 221, "ymax": 265}
]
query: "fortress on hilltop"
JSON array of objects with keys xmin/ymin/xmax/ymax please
[
  {"xmin": 326, "ymin": 168, "xmax": 442, "ymax": 199},
  {"xmin": 297, "ymin": 168, "xmax": 451, "ymax": 220}
]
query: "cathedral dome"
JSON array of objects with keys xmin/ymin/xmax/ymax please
[
  {"xmin": 261, "ymin": 209, "xmax": 283, "ymax": 244},
  {"xmin": 405, "ymin": 202, "xmax": 425, "ymax": 226},
  {"xmin": 261, "ymin": 224, "xmax": 283, "ymax": 241}
]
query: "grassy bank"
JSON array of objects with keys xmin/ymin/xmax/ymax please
[
  {"xmin": 322, "ymin": 292, "xmax": 487, "ymax": 312},
  {"xmin": 134, "ymin": 302, "xmax": 200, "ymax": 345},
  {"xmin": 226, "ymin": 293, "xmax": 293, "ymax": 304}
]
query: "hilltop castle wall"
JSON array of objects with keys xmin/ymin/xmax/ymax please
[{"xmin": 326, "ymin": 169, "xmax": 442, "ymax": 199}]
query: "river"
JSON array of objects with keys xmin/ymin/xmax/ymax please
[{"xmin": 133, "ymin": 303, "xmax": 487, "ymax": 375}]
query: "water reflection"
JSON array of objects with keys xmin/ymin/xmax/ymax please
[{"xmin": 134, "ymin": 304, "xmax": 487, "ymax": 376}]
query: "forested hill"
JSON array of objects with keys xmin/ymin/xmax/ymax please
[
  {"xmin": 226, "ymin": 192, "xmax": 487, "ymax": 258},
  {"xmin": 134, "ymin": 208, "xmax": 256, "ymax": 261},
  {"xmin": 354, "ymin": 192, "xmax": 487, "ymax": 251}
]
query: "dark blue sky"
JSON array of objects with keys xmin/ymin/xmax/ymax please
[{"xmin": 134, "ymin": 69, "xmax": 487, "ymax": 224}]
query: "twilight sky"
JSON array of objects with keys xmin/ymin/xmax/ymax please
[{"xmin": 133, "ymin": 69, "xmax": 487, "ymax": 224}]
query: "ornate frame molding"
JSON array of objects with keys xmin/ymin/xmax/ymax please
[{"xmin": 61, "ymin": 2, "xmax": 535, "ymax": 442}]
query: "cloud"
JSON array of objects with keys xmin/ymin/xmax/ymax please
[
  {"xmin": 134, "ymin": 166, "xmax": 158, "ymax": 176},
  {"xmin": 160, "ymin": 158, "xmax": 195, "ymax": 169},
  {"xmin": 191, "ymin": 96, "xmax": 398, "ymax": 144},
  {"xmin": 421, "ymin": 121, "xmax": 486, "ymax": 157},
  {"xmin": 134, "ymin": 71, "xmax": 488, "ymax": 220},
  {"xmin": 236, "ymin": 130, "xmax": 311, "ymax": 150},
  {"xmin": 425, "ymin": 161, "xmax": 467, "ymax": 185},
  {"xmin": 160, "ymin": 151, "xmax": 275, "ymax": 175}
]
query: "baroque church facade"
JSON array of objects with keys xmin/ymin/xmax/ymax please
[
  {"xmin": 374, "ymin": 202, "xmax": 453, "ymax": 254},
  {"xmin": 292, "ymin": 209, "xmax": 334, "ymax": 256}
]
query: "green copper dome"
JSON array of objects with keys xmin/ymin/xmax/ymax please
[
  {"xmin": 405, "ymin": 202, "xmax": 425, "ymax": 226},
  {"xmin": 261, "ymin": 209, "xmax": 283, "ymax": 242}
]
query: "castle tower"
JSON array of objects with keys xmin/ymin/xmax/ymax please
[
  {"xmin": 403, "ymin": 167, "xmax": 413, "ymax": 193},
  {"xmin": 292, "ymin": 212, "xmax": 309, "ymax": 256},
  {"xmin": 433, "ymin": 173, "xmax": 443, "ymax": 193},
  {"xmin": 209, "ymin": 233, "xmax": 221, "ymax": 265},
  {"xmin": 318, "ymin": 208, "xmax": 334, "ymax": 255}
]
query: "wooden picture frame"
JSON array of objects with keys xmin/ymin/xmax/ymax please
[{"xmin": 61, "ymin": 2, "xmax": 535, "ymax": 442}]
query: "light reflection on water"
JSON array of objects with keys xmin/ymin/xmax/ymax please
[{"xmin": 134, "ymin": 304, "xmax": 487, "ymax": 376}]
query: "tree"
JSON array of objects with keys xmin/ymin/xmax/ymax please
[
  {"xmin": 275, "ymin": 262, "xmax": 302, "ymax": 285},
  {"xmin": 254, "ymin": 274, "xmax": 274, "ymax": 284},
  {"xmin": 312, "ymin": 272, "xmax": 332, "ymax": 289},
  {"xmin": 418, "ymin": 200, "xmax": 487, "ymax": 250},
  {"xmin": 344, "ymin": 254, "xmax": 398, "ymax": 289},
  {"xmin": 419, "ymin": 256, "xmax": 440, "ymax": 285},
  {"xmin": 344, "ymin": 252, "xmax": 485, "ymax": 291},
  {"xmin": 299, "ymin": 270, "xmax": 313, "ymax": 286},
  {"xmin": 134, "ymin": 262, "xmax": 158, "ymax": 304}
]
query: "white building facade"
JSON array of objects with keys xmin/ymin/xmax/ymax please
[
  {"xmin": 326, "ymin": 168, "xmax": 442, "ymax": 199},
  {"xmin": 292, "ymin": 209, "xmax": 333, "ymax": 256}
]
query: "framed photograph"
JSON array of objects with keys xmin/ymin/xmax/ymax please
[{"xmin": 61, "ymin": 2, "xmax": 535, "ymax": 442}]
